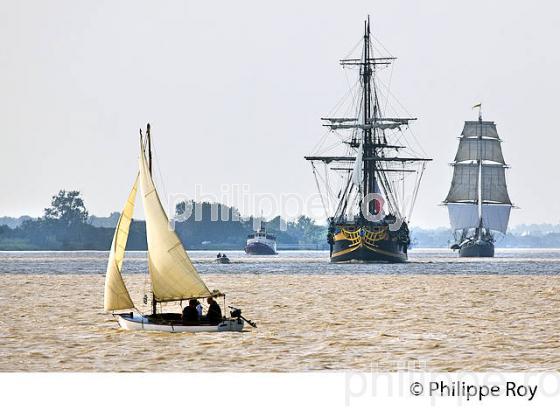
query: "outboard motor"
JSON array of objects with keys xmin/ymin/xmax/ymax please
[{"xmin": 229, "ymin": 306, "xmax": 257, "ymax": 328}]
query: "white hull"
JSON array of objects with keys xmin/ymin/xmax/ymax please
[{"xmin": 115, "ymin": 313, "xmax": 244, "ymax": 333}]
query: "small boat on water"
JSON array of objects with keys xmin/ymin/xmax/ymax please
[
  {"xmin": 215, "ymin": 254, "xmax": 231, "ymax": 264},
  {"xmin": 103, "ymin": 124, "xmax": 255, "ymax": 332},
  {"xmin": 245, "ymin": 220, "xmax": 277, "ymax": 255}
]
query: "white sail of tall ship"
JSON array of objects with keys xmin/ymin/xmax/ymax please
[
  {"xmin": 443, "ymin": 107, "xmax": 513, "ymax": 257},
  {"xmin": 104, "ymin": 124, "xmax": 255, "ymax": 332}
]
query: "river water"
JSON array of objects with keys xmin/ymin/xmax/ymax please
[{"xmin": 1, "ymin": 249, "xmax": 559, "ymax": 371}]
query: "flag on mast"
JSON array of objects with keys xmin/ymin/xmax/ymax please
[{"xmin": 472, "ymin": 103, "xmax": 482, "ymax": 109}]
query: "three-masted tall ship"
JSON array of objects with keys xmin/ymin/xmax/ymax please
[
  {"xmin": 305, "ymin": 17, "xmax": 431, "ymax": 263},
  {"xmin": 444, "ymin": 107, "xmax": 513, "ymax": 257}
]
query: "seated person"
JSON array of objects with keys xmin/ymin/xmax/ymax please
[
  {"xmin": 182, "ymin": 299, "xmax": 199, "ymax": 324},
  {"xmin": 206, "ymin": 296, "xmax": 223, "ymax": 325}
]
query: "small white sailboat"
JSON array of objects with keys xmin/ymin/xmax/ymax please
[{"xmin": 104, "ymin": 124, "xmax": 255, "ymax": 332}]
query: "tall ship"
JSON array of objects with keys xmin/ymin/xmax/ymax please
[
  {"xmin": 305, "ymin": 17, "xmax": 431, "ymax": 263},
  {"xmin": 245, "ymin": 220, "xmax": 277, "ymax": 255},
  {"xmin": 444, "ymin": 106, "xmax": 513, "ymax": 257}
]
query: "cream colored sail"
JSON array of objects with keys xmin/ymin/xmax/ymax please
[
  {"xmin": 103, "ymin": 176, "xmax": 139, "ymax": 312},
  {"xmin": 138, "ymin": 148, "xmax": 211, "ymax": 302}
]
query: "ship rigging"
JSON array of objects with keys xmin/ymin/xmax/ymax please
[{"xmin": 305, "ymin": 16, "xmax": 431, "ymax": 263}]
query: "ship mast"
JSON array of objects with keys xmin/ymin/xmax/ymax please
[
  {"xmin": 362, "ymin": 17, "xmax": 374, "ymax": 213},
  {"xmin": 304, "ymin": 17, "xmax": 431, "ymax": 222},
  {"xmin": 476, "ymin": 107, "xmax": 483, "ymax": 240}
]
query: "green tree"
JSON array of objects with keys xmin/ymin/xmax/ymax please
[
  {"xmin": 295, "ymin": 215, "xmax": 314, "ymax": 232},
  {"xmin": 44, "ymin": 190, "xmax": 89, "ymax": 226},
  {"xmin": 290, "ymin": 215, "xmax": 326, "ymax": 244}
]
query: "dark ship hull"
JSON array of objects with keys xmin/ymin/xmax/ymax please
[
  {"xmin": 245, "ymin": 242, "xmax": 277, "ymax": 255},
  {"xmin": 329, "ymin": 223, "xmax": 408, "ymax": 263},
  {"xmin": 458, "ymin": 239, "xmax": 495, "ymax": 257}
]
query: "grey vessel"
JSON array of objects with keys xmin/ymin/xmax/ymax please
[{"xmin": 444, "ymin": 106, "xmax": 513, "ymax": 257}]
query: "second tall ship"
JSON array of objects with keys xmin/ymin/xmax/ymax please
[
  {"xmin": 305, "ymin": 17, "xmax": 431, "ymax": 263},
  {"xmin": 444, "ymin": 107, "xmax": 513, "ymax": 257}
]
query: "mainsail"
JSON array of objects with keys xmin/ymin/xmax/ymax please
[
  {"xmin": 138, "ymin": 147, "xmax": 212, "ymax": 302},
  {"xmin": 444, "ymin": 116, "xmax": 512, "ymax": 233},
  {"xmin": 104, "ymin": 176, "xmax": 138, "ymax": 312},
  {"xmin": 447, "ymin": 203, "xmax": 511, "ymax": 234}
]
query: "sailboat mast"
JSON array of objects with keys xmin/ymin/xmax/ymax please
[
  {"xmin": 477, "ymin": 108, "xmax": 483, "ymax": 238},
  {"xmin": 147, "ymin": 123, "xmax": 152, "ymax": 174},
  {"xmin": 145, "ymin": 123, "xmax": 157, "ymax": 315},
  {"xmin": 362, "ymin": 17, "xmax": 375, "ymax": 214}
]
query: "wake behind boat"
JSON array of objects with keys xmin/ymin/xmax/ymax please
[{"xmin": 103, "ymin": 124, "xmax": 255, "ymax": 332}]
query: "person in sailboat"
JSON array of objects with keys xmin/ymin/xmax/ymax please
[
  {"xmin": 182, "ymin": 299, "xmax": 199, "ymax": 324},
  {"xmin": 217, "ymin": 253, "xmax": 222, "ymax": 258},
  {"xmin": 206, "ymin": 296, "xmax": 222, "ymax": 324},
  {"xmin": 195, "ymin": 299, "xmax": 203, "ymax": 318}
]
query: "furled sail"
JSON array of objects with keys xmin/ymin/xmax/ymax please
[
  {"xmin": 104, "ymin": 176, "xmax": 138, "ymax": 312},
  {"xmin": 447, "ymin": 203, "xmax": 511, "ymax": 233},
  {"xmin": 461, "ymin": 121, "xmax": 498, "ymax": 138},
  {"xmin": 138, "ymin": 148, "xmax": 211, "ymax": 302},
  {"xmin": 351, "ymin": 144, "xmax": 363, "ymax": 193},
  {"xmin": 454, "ymin": 138, "xmax": 505, "ymax": 164},
  {"xmin": 328, "ymin": 123, "xmax": 402, "ymax": 130}
]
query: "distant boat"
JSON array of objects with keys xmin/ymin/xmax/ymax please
[
  {"xmin": 104, "ymin": 124, "xmax": 254, "ymax": 332},
  {"xmin": 304, "ymin": 16, "xmax": 431, "ymax": 263},
  {"xmin": 443, "ymin": 106, "xmax": 514, "ymax": 257},
  {"xmin": 215, "ymin": 254, "xmax": 231, "ymax": 264},
  {"xmin": 245, "ymin": 220, "xmax": 277, "ymax": 255}
]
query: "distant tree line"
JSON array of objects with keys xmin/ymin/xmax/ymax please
[
  {"xmin": 2, "ymin": 190, "xmax": 560, "ymax": 251},
  {"xmin": 172, "ymin": 201, "xmax": 327, "ymax": 250},
  {"xmin": 0, "ymin": 191, "xmax": 327, "ymax": 251},
  {"xmin": 0, "ymin": 190, "xmax": 146, "ymax": 251}
]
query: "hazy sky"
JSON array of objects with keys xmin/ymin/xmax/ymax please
[{"xmin": 1, "ymin": 0, "xmax": 559, "ymax": 228}]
